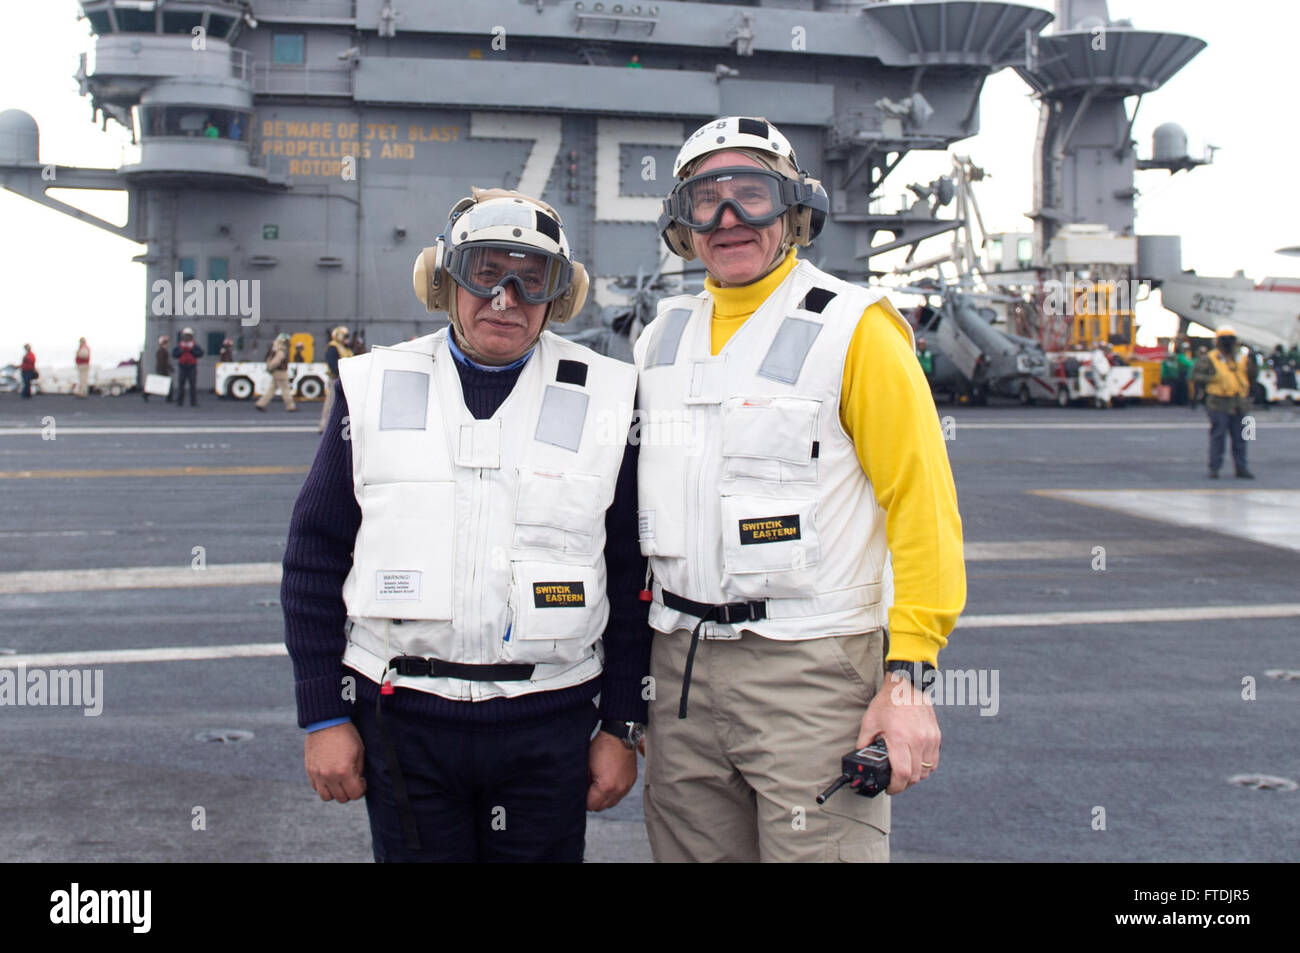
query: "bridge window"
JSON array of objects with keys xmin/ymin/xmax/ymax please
[
  {"xmin": 209, "ymin": 14, "xmax": 237, "ymax": 40},
  {"xmin": 163, "ymin": 11, "xmax": 205, "ymax": 35},
  {"xmin": 113, "ymin": 8, "xmax": 157, "ymax": 32},
  {"xmin": 1016, "ymin": 237, "xmax": 1033, "ymax": 269},
  {"xmin": 209, "ymin": 257, "xmax": 229, "ymax": 281},
  {"xmin": 273, "ymin": 34, "xmax": 305, "ymax": 65},
  {"xmin": 84, "ymin": 10, "xmax": 113, "ymax": 34},
  {"xmin": 986, "ymin": 238, "xmax": 1002, "ymax": 268},
  {"xmin": 140, "ymin": 106, "xmax": 253, "ymax": 142},
  {"xmin": 179, "ymin": 257, "xmax": 196, "ymax": 281}
]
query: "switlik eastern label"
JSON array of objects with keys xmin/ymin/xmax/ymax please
[
  {"xmin": 533, "ymin": 582, "xmax": 586, "ymax": 607},
  {"xmin": 738, "ymin": 515, "xmax": 802, "ymax": 544}
]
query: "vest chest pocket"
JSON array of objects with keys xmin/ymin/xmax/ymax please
[
  {"xmin": 513, "ymin": 468, "xmax": 604, "ymax": 556},
  {"xmin": 721, "ymin": 395, "xmax": 820, "ymax": 484},
  {"xmin": 352, "ymin": 481, "xmax": 455, "ymax": 620},
  {"xmin": 504, "ymin": 560, "xmax": 604, "ymax": 665},
  {"xmin": 719, "ymin": 494, "xmax": 821, "ymax": 599},
  {"xmin": 635, "ymin": 445, "xmax": 688, "ymax": 559}
]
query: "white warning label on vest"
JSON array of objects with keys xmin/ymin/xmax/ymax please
[
  {"xmin": 638, "ymin": 509, "xmax": 656, "ymax": 541},
  {"xmin": 375, "ymin": 571, "xmax": 421, "ymax": 601}
]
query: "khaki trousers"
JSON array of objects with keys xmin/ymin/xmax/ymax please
[
  {"xmin": 643, "ymin": 627, "xmax": 890, "ymax": 863},
  {"xmin": 256, "ymin": 370, "xmax": 296, "ymax": 410}
]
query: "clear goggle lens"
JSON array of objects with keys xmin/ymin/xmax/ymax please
[
  {"xmin": 448, "ymin": 242, "xmax": 572, "ymax": 304},
  {"xmin": 669, "ymin": 168, "xmax": 790, "ymax": 231}
]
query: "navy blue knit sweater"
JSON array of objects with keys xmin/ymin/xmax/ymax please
[{"xmin": 282, "ymin": 345, "xmax": 650, "ymax": 729}]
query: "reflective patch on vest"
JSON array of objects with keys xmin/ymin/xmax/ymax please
[
  {"xmin": 378, "ymin": 369, "xmax": 430, "ymax": 431},
  {"xmin": 646, "ymin": 309, "xmax": 691, "ymax": 367},
  {"xmin": 738, "ymin": 514, "xmax": 801, "ymax": 545},
  {"xmin": 375, "ymin": 570, "xmax": 421, "ymax": 601},
  {"xmin": 757, "ymin": 317, "xmax": 823, "ymax": 385},
  {"xmin": 533, "ymin": 581, "xmax": 586, "ymax": 607},
  {"xmin": 535, "ymin": 384, "xmax": 589, "ymax": 452}
]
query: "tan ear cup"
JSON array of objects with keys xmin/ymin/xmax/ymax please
[
  {"xmin": 784, "ymin": 175, "xmax": 825, "ymax": 247},
  {"xmin": 789, "ymin": 206, "xmax": 813, "ymax": 246},
  {"xmin": 412, "ymin": 246, "xmax": 434, "ymax": 310},
  {"xmin": 412, "ymin": 243, "xmax": 450, "ymax": 313},
  {"xmin": 664, "ymin": 222, "xmax": 697, "ymax": 262},
  {"xmin": 569, "ymin": 261, "xmax": 589, "ymax": 319},
  {"xmin": 548, "ymin": 261, "xmax": 589, "ymax": 324}
]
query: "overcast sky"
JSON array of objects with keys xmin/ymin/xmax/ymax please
[{"xmin": 1, "ymin": 0, "xmax": 1294, "ymax": 365}]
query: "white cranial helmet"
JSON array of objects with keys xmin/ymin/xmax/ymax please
[
  {"xmin": 412, "ymin": 187, "xmax": 589, "ymax": 329},
  {"xmin": 672, "ymin": 115, "xmax": 801, "ymax": 179},
  {"xmin": 660, "ymin": 116, "xmax": 827, "ymax": 264}
]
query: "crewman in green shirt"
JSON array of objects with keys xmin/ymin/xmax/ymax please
[{"xmin": 916, "ymin": 336, "xmax": 934, "ymax": 388}]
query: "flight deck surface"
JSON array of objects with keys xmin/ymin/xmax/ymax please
[{"xmin": 2, "ymin": 395, "xmax": 1296, "ymax": 862}]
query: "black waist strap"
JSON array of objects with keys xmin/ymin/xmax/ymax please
[
  {"xmin": 661, "ymin": 589, "xmax": 768, "ymax": 626},
  {"xmin": 388, "ymin": 655, "xmax": 536, "ymax": 681},
  {"xmin": 375, "ymin": 654, "xmax": 535, "ymax": 852},
  {"xmin": 659, "ymin": 589, "xmax": 767, "ymax": 720}
]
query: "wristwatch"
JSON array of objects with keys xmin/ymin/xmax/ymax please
[
  {"xmin": 599, "ymin": 720, "xmax": 647, "ymax": 750},
  {"xmin": 885, "ymin": 660, "xmax": 936, "ymax": 689}
]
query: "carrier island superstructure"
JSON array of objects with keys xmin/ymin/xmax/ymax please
[{"xmin": 0, "ymin": 0, "xmax": 1213, "ymax": 387}]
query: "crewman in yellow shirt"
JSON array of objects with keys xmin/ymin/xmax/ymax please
[{"xmin": 634, "ymin": 117, "xmax": 965, "ymax": 863}]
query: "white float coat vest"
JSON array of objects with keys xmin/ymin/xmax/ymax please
[
  {"xmin": 633, "ymin": 258, "xmax": 913, "ymax": 640},
  {"xmin": 337, "ymin": 328, "xmax": 636, "ymax": 700}
]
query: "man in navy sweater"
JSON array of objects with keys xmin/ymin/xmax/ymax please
[{"xmin": 282, "ymin": 189, "xmax": 649, "ymax": 862}]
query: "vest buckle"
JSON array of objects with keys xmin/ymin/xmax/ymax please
[
  {"xmin": 717, "ymin": 600, "xmax": 767, "ymax": 625},
  {"xmin": 391, "ymin": 655, "xmax": 432, "ymax": 677}
]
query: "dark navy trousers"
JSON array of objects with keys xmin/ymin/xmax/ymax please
[
  {"xmin": 1207, "ymin": 410, "xmax": 1248, "ymax": 473},
  {"xmin": 352, "ymin": 698, "xmax": 598, "ymax": 863},
  {"xmin": 175, "ymin": 365, "xmax": 198, "ymax": 406}
]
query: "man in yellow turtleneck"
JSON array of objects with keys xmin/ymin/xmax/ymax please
[{"xmin": 634, "ymin": 117, "xmax": 965, "ymax": 863}]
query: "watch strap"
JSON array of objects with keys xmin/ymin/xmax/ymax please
[
  {"xmin": 598, "ymin": 720, "xmax": 645, "ymax": 748},
  {"xmin": 885, "ymin": 660, "xmax": 936, "ymax": 687}
]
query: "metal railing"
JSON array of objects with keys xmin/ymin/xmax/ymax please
[
  {"xmin": 868, "ymin": 192, "xmax": 920, "ymax": 217},
  {"xmin": 230, "ymin": 48, "xmax": 250, "ymax": 81},
  {"xmin": 252, "ymin": 64, "xmax": 354, "ymax": 95},
  {"xmin": 251, "ymin": 0, "xmax": 357, "ymax": 19}
]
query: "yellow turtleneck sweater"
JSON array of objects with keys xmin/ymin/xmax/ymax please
[{"xmin": 705, "ymin": 250, "xmax": 965, "ymax": 664}]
